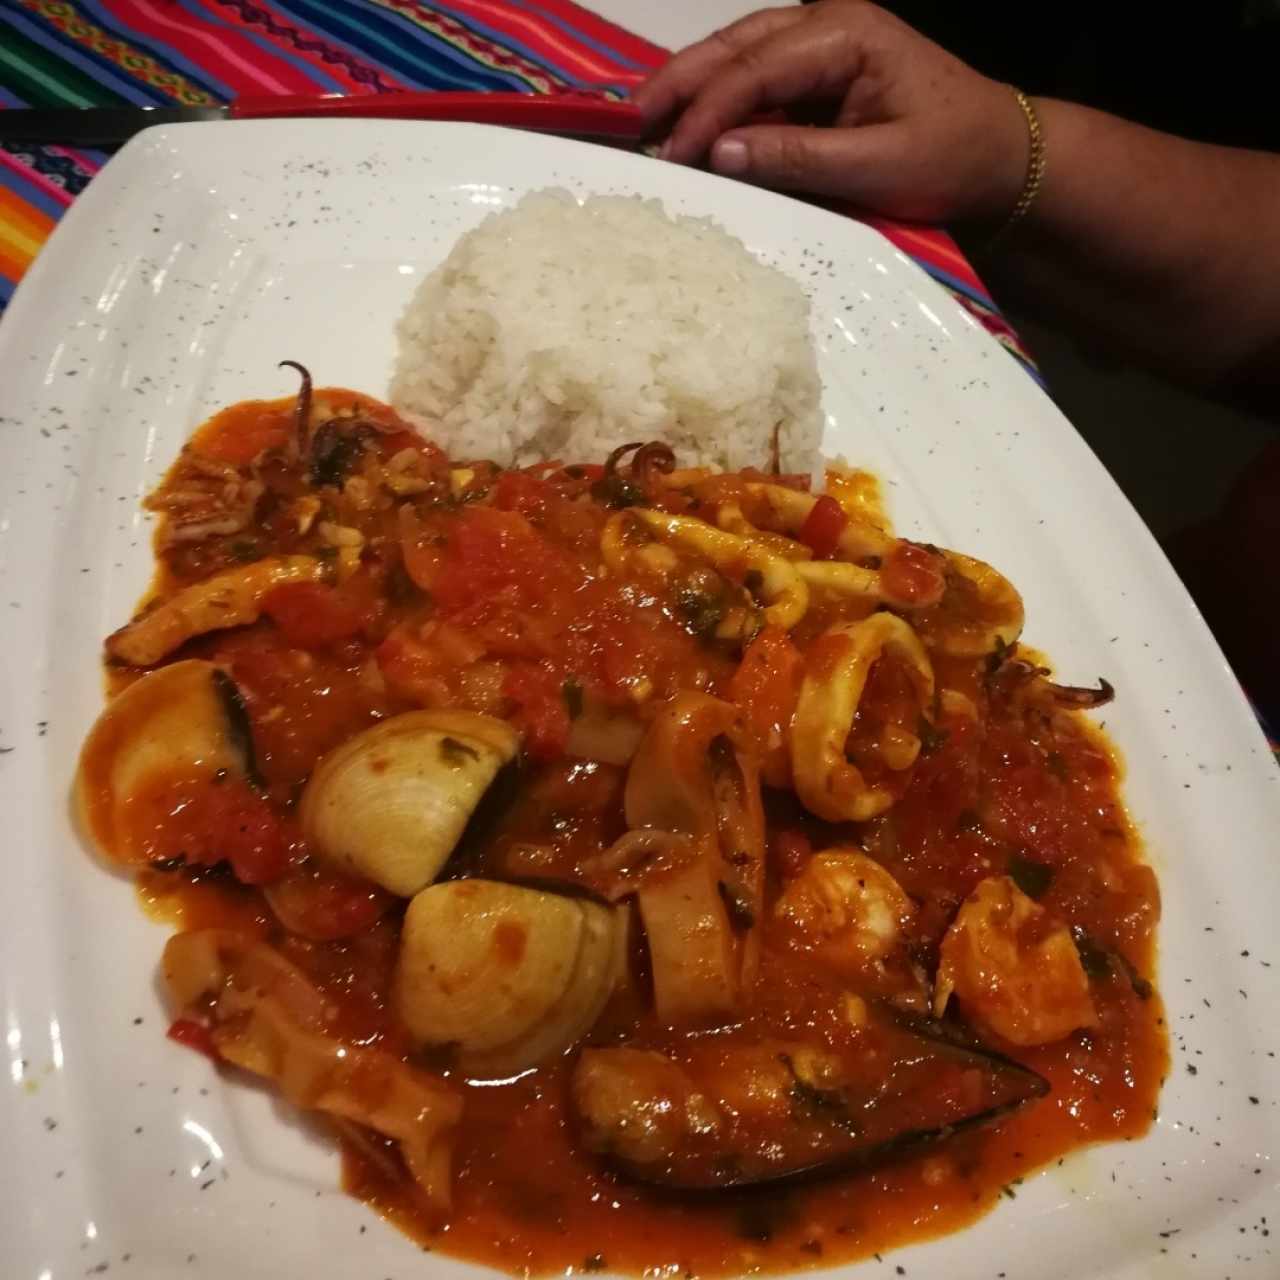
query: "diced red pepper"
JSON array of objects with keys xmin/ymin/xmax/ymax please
[
  {"xmin": 797, "ymin": 495, "xmax": 849, "ymax": 559},
  {"xmin": 167, "ymin": 1018, "xmax": 219, "ymax": 1061}
]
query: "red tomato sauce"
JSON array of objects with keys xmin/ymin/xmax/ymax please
[{"xmin": 83, "ymin": 391, "xmax": 1166, "ymax": 1276}]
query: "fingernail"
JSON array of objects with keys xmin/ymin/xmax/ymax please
[
  {"xmin": 657, "ymin": 138, "xmax": 673, "ymax": 161},
  {"xmin": 711, "ymin": 138, "xmax": 748, "ymax": 175}
]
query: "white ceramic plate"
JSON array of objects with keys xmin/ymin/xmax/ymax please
[{"xmin": 1, "ymin": 120, "xmax": 1277, "ymax": 1280}]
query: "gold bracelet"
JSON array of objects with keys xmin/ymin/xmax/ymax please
[{"xmin": 993, "ymin": 88, "xmax": 1045, "ymax": 240}]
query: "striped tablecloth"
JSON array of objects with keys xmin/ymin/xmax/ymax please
[{"xmin": 0, "ymin": 0, "xmax": 1037, "ymax": 380}]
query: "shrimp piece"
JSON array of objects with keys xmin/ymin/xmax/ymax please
[
  {"xmin": 107, "ymin": 555, "xmax": 325, "ymax": 666},
  {"xmin": 935, "ymin": 875, "xmax": 1096, "ymax": 1047},
  {"xmin": 774, "ymin": 849, "xmax": 915, "ymax": 972}
]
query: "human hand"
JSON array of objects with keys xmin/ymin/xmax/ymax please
[{"xmin": 633, "ymin": 1, "xmax": 1029, "ymax": 225}]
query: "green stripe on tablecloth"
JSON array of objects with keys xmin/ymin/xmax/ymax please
[{"xmin": 0, "ymin": 25, "xmax": 111, "ymax": 108}]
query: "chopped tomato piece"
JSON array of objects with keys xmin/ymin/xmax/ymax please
[
  {"xmin": 797, "ymin": 495, "xmax": 848, "ymax": 559},
  {"xmin": 504, "ymin": 662, "xmax": 570, "ymax": 762},
  {"xmin": 772, "ymin": 829, "xmax": 813, "ymax": 879},
  {"xmin": 882, "ymin": 541, "xmax": 947, "ymax": 607},
  {"xmin": 213, "ymin": 787, "xmax": 295, "ymax": 885},
  {"xmin": 264, "ymin": 864, "xmax": 394, "ymax": 941},
  {"xmin": 167, "ymin": 1017, "xmax": 218, "ymax": 1061},
  {"xmin": 263, "ymin": 581, "xmax": 368, "ymax": 647},
  {"xmin": 437, "ymin": 506, "xmax": 583, "ymax": 615},
  {"xmin": 493, "ymin": 469, "xmax": 555, "ymax": 518},
  {"xmin": 729, "ymin": 626, "xmax": 803, "ymax": 785}
]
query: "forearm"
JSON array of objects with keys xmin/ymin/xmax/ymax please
[{"xmin": 979, "ymin": 100, "xmax": 1280, "ymax": 395}]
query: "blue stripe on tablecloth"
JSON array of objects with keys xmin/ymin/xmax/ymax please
[{"xmin": 267, "ymin": 0, "xmax": 507, "ymax": 91}]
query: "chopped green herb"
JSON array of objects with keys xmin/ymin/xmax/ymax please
[
  {"xmin": 439, "ymin": 736, "xmax": 481, "ymax": 766},
  {"xmin": 562, "ymin": 676, "xmax": 584, "ymax": 721},
  {"xmin": 309, "ymin": 421, "xmax": 370, "ymax": 487},
  {"xmin": 717, "ymin": 881, "xmax": 755, "ymax": 931},
  {"xmin": 917, "ymin": 716, "xmax": 950, "ymax": 756},
  {"xmin": 1007, "ymin": 853, "xmax": 1054, "ymax": 899},
  {"xmin": 676, "ymin": 585, "xmax": 725, "ymax": 639},
  {"xmin": 386, "ymin": 562, "xmax": 423, "ymax": 606},
  {"xmin": 228, "ymin": 538, "xmax": 260, "ymax": 562},
  {"xmin": 985, "ymin": 634, "xmax": 1016, "ymax": 676},
  {"xmin": 1071, "ymin": 927, "xmax": 1113, "ymax": 981},
  {"xmin": 211, "ymin": 669, "xmax": 265, "ymax": 790},
  {"xmin": 590, "ymin": 474, "xmax": 643, "ymax": 509}
]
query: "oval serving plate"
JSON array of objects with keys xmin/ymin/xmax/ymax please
[{"xmin": 0, "ymin": 119, "xmax": 1277, "ymax": 1280}]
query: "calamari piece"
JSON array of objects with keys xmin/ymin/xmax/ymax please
[
  {"xmin": 106, "ymin": 555, "xmax": 325, "ymax": 666},
  {"xmin": 628, "ymin": 508, "xmax": 809, "ymax": 630},
  {"xmin": 935, "ymin": 875, "xmax": 1097, "ymax": 1046},
  {"xmin": 794, "ymin": 558, "xmax": 885, "ymax": 602},
  {"xmin": 824, "ymin": 464, "xmax": 890, "ymax": 530},
  {"xmin": 715, "ymin": 501, "xmax": 813, "ymax": 561},
  {"xmin": 591, "ymin": 830, "xmax": 740, "ymax": 1025},
  {"xmin": 164, "ymin": 930, "xmax": 462, "ymax": 1211},
  {"xmin": 791, "ymin": 614, "xmax": 935, "ymax": 822},
  {"xmin": 912, "ymin": 551, "xmax": 1025, "ymax": 657},
  {"xmin": 741, "ymin": 481, "xmax": 893, "ymax": 560},
  {"xmin": 571, "ymin": 1022, "xmax": 1046, "ymax": 1189},
  {"xmin": 625, "ymin": 693, "xmax": 766, "ymax": 994},
  {"xmin": 775, "ymin": 849, "xmax": 915, "ymax": 971}
]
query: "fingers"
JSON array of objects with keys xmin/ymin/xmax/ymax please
[
  {"xmin": 708, "ymin": 122, "xmax": 902, "ymax": 203},
  {"xmin": 632, "ymin": 7, "xmax": 804, "ymax": 127},
  {"xmin": 660, "ymin": 19, "xmax": 867, "ymax": 165}
]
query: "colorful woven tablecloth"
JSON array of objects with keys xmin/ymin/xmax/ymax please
[{"xmin": 0, "ymin": 0, "xmax": 1037, "ymax": 378}]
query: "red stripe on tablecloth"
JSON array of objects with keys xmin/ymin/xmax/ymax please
[
  {"xmin": 448, "ymin": 0, "xmax": 638, "ymax": 82},
  {"xmin": 99, "ymin": 0, "xmax": 299, "ymax": 94},
  {"xmin": 861, "ymin": 215, "xmax": 987, "ymax": 294},
  {"xmin": 0, "ymin": 151, "xmax": 74, "ymax": 209},
  {"xmin": 511, "ymin": 0, "xmax": 665, "ymax": 69}
]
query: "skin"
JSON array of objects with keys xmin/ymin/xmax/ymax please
[{"xmin": 634, "ymin": 0, "xmax": 1280, "ymax": 402}]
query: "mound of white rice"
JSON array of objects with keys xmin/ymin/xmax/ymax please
[{"xmin": 389, "ymin": 189, "xmax": 822, "ymax": 472}]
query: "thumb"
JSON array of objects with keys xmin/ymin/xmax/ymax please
[{"xmin": 709, "ymin": 123, "xmax": 898, "ymax": 203}]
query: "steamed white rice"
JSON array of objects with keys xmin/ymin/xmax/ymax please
[{"xmin": 389, "ymin": 189, "xmax": 822, "ymax": 472}]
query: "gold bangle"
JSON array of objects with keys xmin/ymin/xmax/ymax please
[{"xmin": 993, "ymin": 88, "xmax": 1045, "ymax": 240}]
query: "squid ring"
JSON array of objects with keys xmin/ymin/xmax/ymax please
[
  {"xmin": 914, "ymin": 551, "xmax": 1025, "ymax": 658},
  {"xmin": 741, "ymin": 482, "xmax": 893, "ymax": 561},
  {"xmin": 790, "ymin": 613, "xmax": 935, "ymax": 823},
  {"xmin": 626, "ymin": 509, "xmax": 810, "ymax": 631}
]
